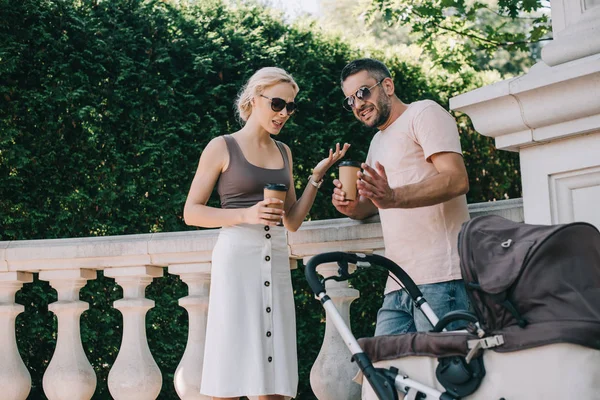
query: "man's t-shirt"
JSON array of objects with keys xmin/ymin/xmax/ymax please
[{"xmin": 366, "ymin": 100, "xmax": 470, "ymax": 293}]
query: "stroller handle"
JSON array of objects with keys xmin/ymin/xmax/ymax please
[{"xmin": 305, "ymin": 252, "xmax": 423, "ymax": 301}]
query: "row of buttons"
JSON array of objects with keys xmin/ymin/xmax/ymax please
[
  {"xmin": 266, "ymin": 296, "xmax": 272, "ymax": 362},
  {"xmin": 264, "ymin": 225, "xmax": 273, "ymax": 364}
]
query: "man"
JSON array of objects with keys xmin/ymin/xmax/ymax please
[{"xmin": 332, "ymin": 58, "xmax": 470, "ymax": 335}]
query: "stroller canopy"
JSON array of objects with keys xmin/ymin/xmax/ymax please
[{"xmin": 459, "ymin": 215, "xmax": 600, "ymax": 352}]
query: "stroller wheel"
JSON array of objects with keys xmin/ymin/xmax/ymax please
[{"xmin": 436, "ymin": 355, "xmax": 486, "ymax": 398}]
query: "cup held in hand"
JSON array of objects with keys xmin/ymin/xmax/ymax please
[
  {"xmin": 338, "ymin": 161, "xmax": 361, "ymax": 201},
  {"xmin": 264, "ymin": 183, "xmax": 288, "ymax": 209}
]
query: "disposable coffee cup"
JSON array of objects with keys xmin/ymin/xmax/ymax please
[
  {"xmin": 264, "ymin": 183, "xmax": 288, "ymax": 209},
  {"xmin": 338, "ymin": 161, "xmax": 362, "ymax": 201}
]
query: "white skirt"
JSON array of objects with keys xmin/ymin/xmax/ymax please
[{"xmin": 200, "ymin": 224, "xmax": 298, "ymax": 398}]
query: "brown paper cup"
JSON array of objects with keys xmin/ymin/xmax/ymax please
[
  {"xmin": 339, "ymin": 161, "xmax": 361, "ymax": 200},
  {"xmin": 264, "ymin": 183, "xmax": 288, "ymax": 210}
]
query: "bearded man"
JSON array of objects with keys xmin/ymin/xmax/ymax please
[{"xmin": 332, "ymin": 58, "xmax": 471, "ymax": 335}]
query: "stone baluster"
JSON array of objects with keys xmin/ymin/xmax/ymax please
[
  {"xmin": 168, "ymin": 263, "xmax": 211, "ymax": 400},
  {"xmin": 0, "ymin": 271, "xmax": 33, "ymax": 400},
  {"xmin": 40, "ymin": 269, "xmax": 97, "ymax": 399},
  {"xmin": 105, "ymin": 266, "xmax": 163, "ymax": 400},
  {"xmin": 308, "ymin": 260, "xmax": 361, "ymax": 400}
]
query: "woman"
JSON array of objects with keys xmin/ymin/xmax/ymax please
[{"xmin": 183, "ymin": 67, "xmax": 350, "ymax": 400}]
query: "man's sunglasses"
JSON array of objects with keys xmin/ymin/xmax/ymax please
[
  {"xmin": 260, "ymin": 94, "xmax": 297, "ymax": 115},
  {"xmin": 343, "ymin": 79, "xmax": 384, "ymax": 112}
]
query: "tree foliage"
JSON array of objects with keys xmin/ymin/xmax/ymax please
[
  {"xmin": 361, "ymin": 0, "xmax": 551, "ymax": 73},
  {"xmin": 0, "ymin": 0, "xmax": 520, "ymax": 398}
]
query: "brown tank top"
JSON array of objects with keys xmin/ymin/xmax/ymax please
[{"xmin": 217, "ymin": 135, "xmax": 291, "ymax": 209}]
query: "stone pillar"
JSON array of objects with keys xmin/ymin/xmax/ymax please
[
  {"xmin": 307, "ymin": 261, "xmax": 361, "ymax": 400},
  {"xmin": 541, "ymin": 0, "xmax": 600, "ymax": 66},
  {"xmin": 168, "ymin": 263, "xmax": 211, "ymax": 400},
  {"xmin": 40, "ymin": 269, "xmax": 97, "ymax": 400},
  {"xmin": 0, "ymin": 272, "xmax": 32, "ymax": 400},
  {"xmin": 105, "ymin": 266, "xmax": 163, "ymax": 400},
  {"xmin": 450, "ymin": 1, "xmax": 600, "ymax": 229}
]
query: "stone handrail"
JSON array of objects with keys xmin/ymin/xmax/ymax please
[{"xmin": 0, "ymin": 199, "xmax": 523, "ymax": 400}]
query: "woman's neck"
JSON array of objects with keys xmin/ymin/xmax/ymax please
[{"xmin": 236, "ymin": 118, "xmax": 272, "ymax": 146}]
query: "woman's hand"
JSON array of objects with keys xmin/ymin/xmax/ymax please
[
  {"xmin": 312, "ymin": 142, "xmax": 351, "ymax": 181},
  {"xmin": 243, "ymin": 198, "xmax": 285, "ymax": 226}
]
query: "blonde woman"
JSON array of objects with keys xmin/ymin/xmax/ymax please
[{"xmin": 184, "ymin": 67, "xmax": 349, "ymax": 400}]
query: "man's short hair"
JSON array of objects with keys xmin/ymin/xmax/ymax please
[{"xmin": 340, "ymin": 58, "xmax": 392, "ymax": 85}]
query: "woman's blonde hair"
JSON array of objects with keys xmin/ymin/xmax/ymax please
[{"xmin": 236, "ymin": 67, "xmax": 299, "ymax": 124}]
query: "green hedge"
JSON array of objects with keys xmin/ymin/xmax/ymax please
[{"xmin": 0, "ymin": 0, "xmax": 520, "ymax": 398}]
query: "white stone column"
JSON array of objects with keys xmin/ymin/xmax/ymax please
[
  {"xmin": 541, "ymin": 0, "xmax": 600, "ymax": 66},
  {"xmin": 449, "ymin": 1, "xmax": 600, "ymax": 229},
  {"xmin": 307, "ymin": 261, "xmax": 361, "ymax": 400},
  {"xmin": 40, "ymin": 269, "xmax": 97, "ymax": 400},
  {"xmin": 0, "ymin": 272, "xmax": 32, "ymax": 400},
  {"xmin": 168, "ymin": 263, "xmax": 211, "ymax": 400},
  {"xmin": 105, "ymin": 266, "xmax": 164, "ymax": 400}
]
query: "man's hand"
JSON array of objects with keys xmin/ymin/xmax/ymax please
[
  {"xmin": 331, "ymin": 178, "xmax": 360, "ymax": 217},
  {"xmin": 357, "ymin": 162, "xmax": 397, "ymax": 209}
]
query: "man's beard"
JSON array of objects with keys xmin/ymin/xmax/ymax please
[{"xmin": 363, "ymin": 96, "xmax": 391, "ymax": 129}]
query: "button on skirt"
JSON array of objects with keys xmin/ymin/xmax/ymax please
[{"xmin": 200, "ymin": 224, "xmax": 298, "ymax": 398}]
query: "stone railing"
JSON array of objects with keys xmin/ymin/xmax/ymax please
[{"xmin": 0, "ymin": 199, "xmax": 523, "ymax": 400}]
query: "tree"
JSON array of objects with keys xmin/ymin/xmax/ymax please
[
  {"xmin": 361, "ymin": 0, "xmax": 552, "ymax": 73},
  {"xmin": 319, "ymin": 0, "xmax": 415, "ymax": 47}
]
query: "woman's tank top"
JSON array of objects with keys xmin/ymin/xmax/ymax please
[{"xmin": 217, "ymin": 135, "xmax": 291, "ymax": 209}]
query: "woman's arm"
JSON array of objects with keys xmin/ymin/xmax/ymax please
[
  {"xmin": 183, "ymin": 137, "xmax": 245, "ymax": 228},
  {"xmin": 281, "ymin": 145, "xmax": 317, "ymax": 232},
  {"xmin": 282, "ymin": 143, "xmax": 350, "ymax": 232}
]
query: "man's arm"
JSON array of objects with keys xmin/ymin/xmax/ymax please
[{"xmin": 357, "ymin": 152, "xmax": 469, "ymax": 209}]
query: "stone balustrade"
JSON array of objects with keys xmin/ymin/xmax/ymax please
[{"xmin": 0, "ymin": 199, "xmax": 523, "ymax": 400}]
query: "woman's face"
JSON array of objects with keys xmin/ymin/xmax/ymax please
[{"xmin": 253, "ymin": 82, "xmax": 297, "ymax": 135}]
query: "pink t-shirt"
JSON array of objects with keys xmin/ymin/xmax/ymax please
[{"xmin": 366, "ymin": 100, "xmax": 470, "ymax": 293}]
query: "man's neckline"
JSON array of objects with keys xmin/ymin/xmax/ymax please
[{"xmin": 379, "ymin": 102, "xmax": 414, "ymax": 133}]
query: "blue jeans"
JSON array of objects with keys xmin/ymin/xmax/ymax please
[{"xmin": 374, "ymin": 279, "xmax": 470, "ymax": 336}]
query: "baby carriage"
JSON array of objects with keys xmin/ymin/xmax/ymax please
[{"xmin": 305, "ymin": 215, "xmax": 600, "ymax": 399}]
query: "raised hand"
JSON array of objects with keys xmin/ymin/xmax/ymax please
[
  {"xmin": 312, "ymin": 143, "xmax": 351, "ymax": 180},
  {"xmin": 357, "ymin": 161, "xmax": 396, "ymax": 209},
  {"xmin": 243, "ymin": 198, "xmax": 285, "ymax": 226}
]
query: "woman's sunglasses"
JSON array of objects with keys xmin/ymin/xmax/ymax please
[
  {"xmin": 260, "ymin": 94, "xmax": 297, "ymax": 115},
  {"xmin": 342, "ymin": 79, "xmax": 384, "ymax": 112}
]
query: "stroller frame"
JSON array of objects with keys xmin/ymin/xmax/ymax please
[{"xmin": 305, "ymin": 251, "xmax": 480, "ymax": 400}]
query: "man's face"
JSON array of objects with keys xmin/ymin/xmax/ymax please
[{"xmin": 342, "ymin": 70, "xmax": 391, "ymax": 129}]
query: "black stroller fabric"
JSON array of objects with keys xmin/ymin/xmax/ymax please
[{"xmin": 459, "ymin": 215, "xmax": 600, "ymax": 352}]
